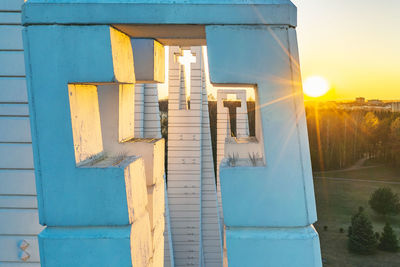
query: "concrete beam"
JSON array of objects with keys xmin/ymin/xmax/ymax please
[{"xmin": 22, "ymin": 1, "xmax": 297, "ymax": 27}]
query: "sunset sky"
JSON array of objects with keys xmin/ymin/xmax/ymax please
[
  {"xmin": 158, "ymin": 1, "xmax": 400, "ymax": 101},
  {"xmin": 293, "ymin": 0, "xmax": 400, "ymax": 100}
]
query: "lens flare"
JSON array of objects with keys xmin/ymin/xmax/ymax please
[{"xmin": 303, "ymin": 76, "xmax": 330, "ymax": 98}]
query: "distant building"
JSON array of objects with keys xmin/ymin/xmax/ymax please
[
  {"xmin": 391, "ymin": 102, "xmax": 400, "ymax": 112},
  {"xmin": 368, "ymin": 99, "xmax": 383, "ymax": 106},
  {"xmin": 355, "ymin": 97, "xmax": 365, "ymax": 104},
  {"xmin": 335, "ymin": 99, "xmax": 391, "ymax": 112}
]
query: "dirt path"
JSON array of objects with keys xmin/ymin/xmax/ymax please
[
  {"xmin": 314, "ymin": 156, "xmax": 384, "ymax": 175},
  {"xmin": 314, "ymin": 176, "xmax": 400, "ymax": 185},
  {"xmin": 343, "ymin": 157, "xmax": 369, "ymax": 171}
]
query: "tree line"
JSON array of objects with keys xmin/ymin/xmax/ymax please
[
  {"xmin": 306, "ymin": 103, "xmax": 400, "ymax": 171},
  {"xmin": 160, "ymin": 100, "xmax": 400, "ymax": 172}
]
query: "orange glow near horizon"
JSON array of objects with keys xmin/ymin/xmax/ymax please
[{"xmin": 292, "ymin": 0, "xmax": 400, "ymax": 101}]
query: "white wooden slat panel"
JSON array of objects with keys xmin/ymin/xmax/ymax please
[
  {"xmin": 0, "ymin": 196, "xmax": 37, "ymax": 208},
  {"xmin": 0, "ymin": 117, "xmax": 31, "ymax": 142},
  {"xmin": 0, "ymin": 26, "xmax": 22, "ymax": 50},
  {"xmin": 0, "ymin": 103, "xmax": 29, "ymax": 115},
  {"xmin": 0, "ymin": 12, "xmax": 21, "ymax": 24},
  {"xmin": 0, "ymin": 77, "xmax": 27, "ymax": 102},
  {"xmin": 0, "ymin": 51, "xmax": 25, "ymax": 76},
  {"xmin": 144, "ymin": 121, "xmax": 161, "ymax": 129},
  {"xmin": 0, "ymin": 0, "xmax": 23, "ymax": 11},
  {"xmin": 0, "ymin": 144, "xmax": 33, "ymax": 169},
  {"xmin": 0, "ymin": 170, "xmax": 36, "ymax": 195},
  {"xmin": 0, "ymin": 263, "xmax": 40, "ymax": 267},
  {"xmin": 0, "ymin": 235, "xmax": 40, "ymax": 262},
  {"xmin": 0, "ymin": 209, "xmax": 42, "ymax": 235}
]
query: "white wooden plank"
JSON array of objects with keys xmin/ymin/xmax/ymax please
[
  {"xmin": 0, "ymin": 51, "xmax": 25, "ymax": 76},
  {"xmin": 0, "ymin": 117, "xmax": 31, "ymax": 142},
  {"xmin": 0, "ymin": 170, "xmax": 36, "ymax": 195},
  {"xmin": 0, "ymin": 26, "xmax": 22, "ymax": 50},
  {"xmin": 0, "ymin": 263, "xmax": 40, "ymax": 267},
  {"xmin": 0, "ymin": 235, "xmax": 40, "ymax": 262},
  {"xmin": 144, "ymin": 95, "xmax": 159, "ymax": 103},
  {"xmin": 0, "ymin": 0, "xmax": 23, "ymax": 11},
  {"xmin": 0, "ymin": 209, "xmax": 43, "ymax": 235},
  {"xmin": 0, "ymin": 103, "xmax": 29, "ymax": 115},
  {"xmin": 0, "ymin": 12, "xmax": 21, "ymax": 24},
  {"xmin": 143, "ymin": 123, "xmax": 160, "ymax": 131},
  {"xmin": 0, "ymin": 196, "xmax": 37, "ymax": 208},
  {"xmin": 0, "ymin": 77, "xmax": 27, "ymax": 102},
  {"xmin": 0, "ymin": 144, "xmax": 33, "ymax": 169}
]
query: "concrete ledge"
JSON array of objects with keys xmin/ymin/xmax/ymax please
[
  {"xmin": 220, "ymin": 162, "xmax": 316, "ymax": 227},
  {"xmin": 226, "ymin": 225, "xmax": 322, "ymax": 267},
  {"xmin": 39, "ymin": 226, "xmax": 132, "ymax": 267},
  {"xmin": 22, "ymin": 2, "xmax": 296, "ymax": 27}
]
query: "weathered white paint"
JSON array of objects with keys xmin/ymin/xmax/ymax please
[
  {"xmin": 0, "ymin": 0, "xmax": 23, "ymax": 11},
  {"xmin": 0, "ymin": 12, "xmax": 21, "ymax": 24},
  {"xmin": 134, "ymin": 83, "xmax": 145, "ymax": 137},
  {"xmin": 0, "ymin": 195, "xmax": 37, "ymax": 208},
  {"xmin": 143, "ymin": 83, "xmax": 162, "ymax": 138},
  {"xmin": 0, "ymin": 25, "xmax": 23, "ymax": 50},
  {"xmin": 68, "ymin": 84, "xmax": 104, "ymax": 164},
  {"xmin": 0, "ymin": 51, "xmax": 25, "ymax": 76},
  {"xmin": 133, "ymin": 82, "xmax": 163, "ymax": 139},
  {"xmin": 0, "ymin": 170, "xmax": 36, "ymax": 195},
  {"xmin": 0, "ymin": 78, "xmax": 28, "ymax": 102},
  {"xmin": 0, "ymin": 144, "xmax": 33, "ymax": 169},
  {"xmin": 95, "ymin": 64, "xmax": 166, "ymax": 265},
  {"xmin": 0, "ymin": 210, "xmax": 42, "ymax": 234},
  {"xmin": 0, "ymin": 117, "xmax": 31, "ymax": 142},
  {"xmin": 0, "ymin": 104, "xmax": 29, "ymax": 116}
]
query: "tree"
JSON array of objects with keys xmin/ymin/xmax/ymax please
[
  {"xmin": 363, "ymin": 112, "xmax": 379, "ymax": 131},
  {"xmin": 378, "ymin": 222, "xmax": 399, "ymax": 252},
  {"xmin": 390, "ymin": 117, "xmax": 400, "ymax": 141},
  {"xmin": 389, "ymin": 117, "xmax": 400, "ymax": 166},
  {"xmin": 369, "ymin": 187, "xmax": 400, "ymax": 216},
  {"xmin": 207, "ymin": 93, "xmax": 216, "ymax": 101},
  {"xmin": 348, "ymin": 207, "xmax": 377, "ymax": 254},
  {"xmin": 362, "ymin": 112, "xmax": 380, "ymax": 158}
]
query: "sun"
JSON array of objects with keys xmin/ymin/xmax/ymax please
[{"xmin": 303, "ymin": 76, "xmax": 330, "ymax": 98}]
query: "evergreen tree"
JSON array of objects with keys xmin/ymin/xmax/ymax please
[
  {"xmin": 378, "ymin": 222, "xmax": 399, "ymax": 252},
  {"xmin": 369, "ymin": 187, "xmax": 400, "ymax": 216},
  {"xmin": 348, "ymin": 208, "xmax": 377, "ymax": 254}
]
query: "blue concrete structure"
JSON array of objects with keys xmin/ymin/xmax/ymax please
[
  {"xmin": 22, "ymin": 0, "xmax": 322, "ymax": 266},
  {"xmin": 23, "ymin": 26, "xmax": 136, "ymax": 226},
  {"xmin": 209, "ymin": 24, "xmax": 322, "ymax": 266}
]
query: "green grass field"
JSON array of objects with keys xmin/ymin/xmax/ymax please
[{"xmin": 314, "ymin": 165, "xmax": 400, "ymax": 266}]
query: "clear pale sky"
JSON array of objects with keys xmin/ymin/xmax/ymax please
[{"xmin": 292, "ymin": 0, "xmax": 400, "ymax": 100}]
